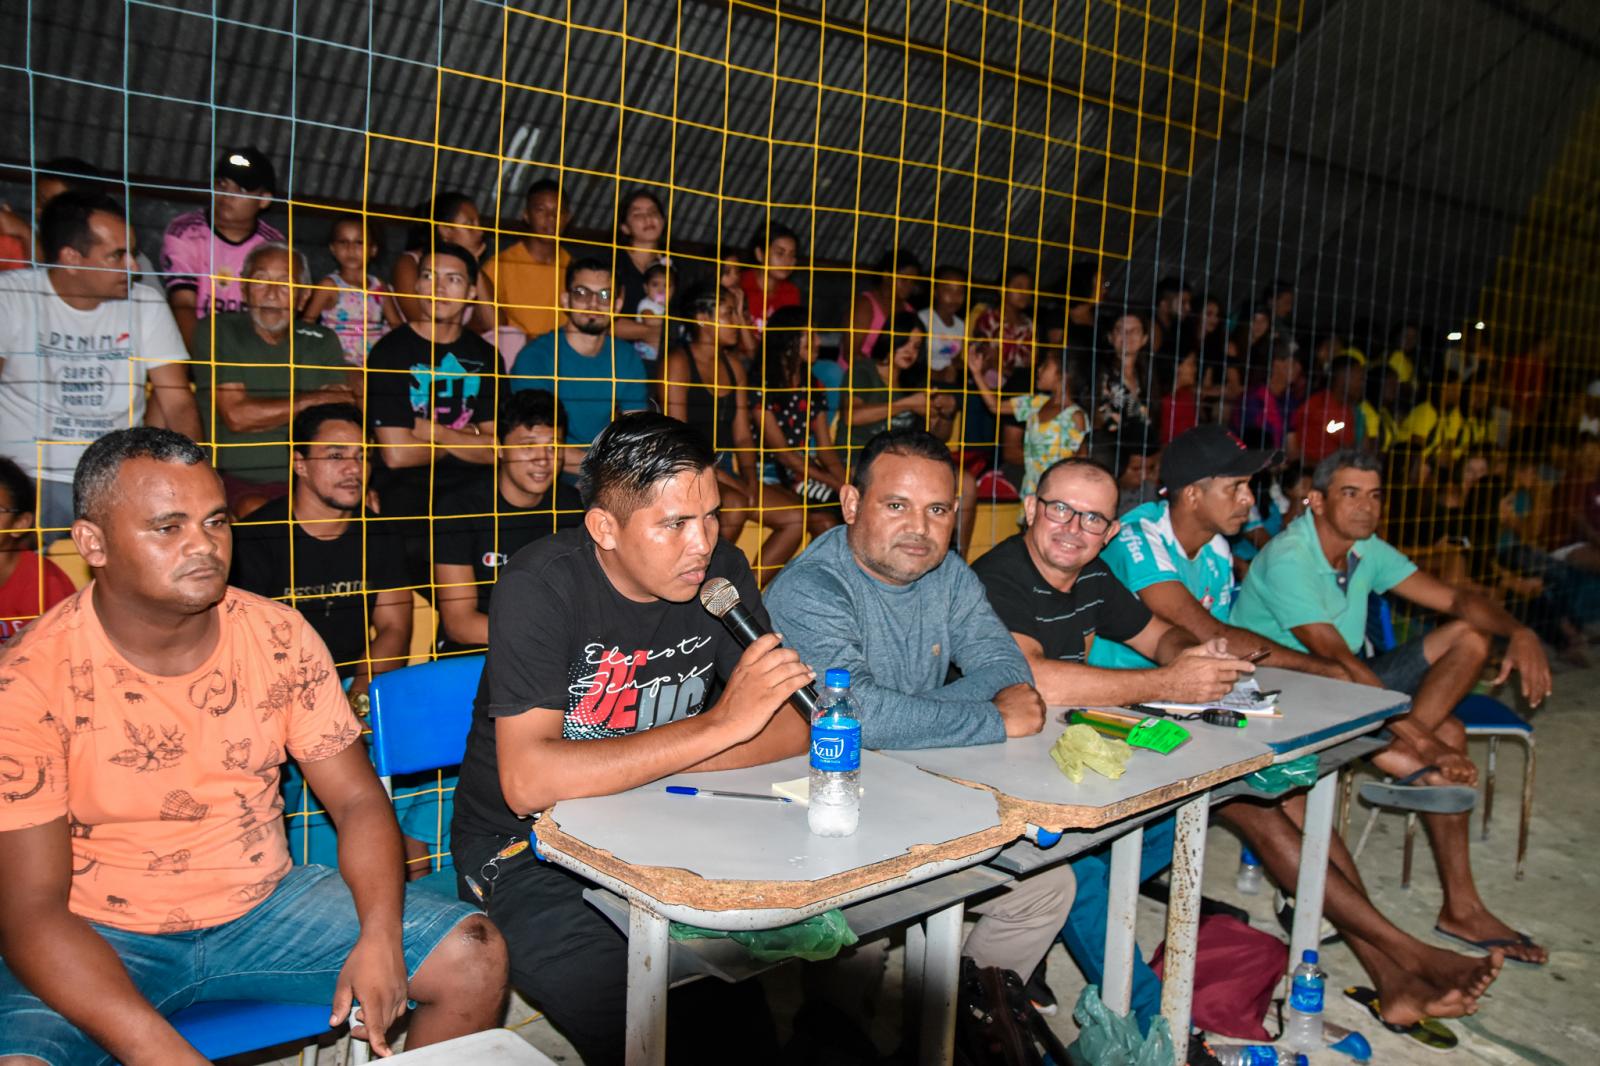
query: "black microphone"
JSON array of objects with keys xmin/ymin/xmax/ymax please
[{"xmin": 699, "ymin": 577, "xmax": 820, "ymax": 718}]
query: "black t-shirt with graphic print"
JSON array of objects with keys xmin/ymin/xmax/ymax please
[
  {"xmin": 364, "ymin": 324, "xmax": 501, "ymax": 518},
  {"xmin": 451, "ymin": 527, "xmax": 766, "ymax": 842},
  {"xmin": 972, "ymin": 533, "xmax": 1151, "ymax": 664},
  {"xmin": 431, "ymin": 482, "xmax": 585, "ymax": 654}
]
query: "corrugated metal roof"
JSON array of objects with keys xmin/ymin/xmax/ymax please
[
  {"xmin": 4, "ymin": 0, "xmax": 1590, "ymax": 337},
  {"xmin": 1114, "ymin": 0, "xmax": 1600, "ymax": 337}
]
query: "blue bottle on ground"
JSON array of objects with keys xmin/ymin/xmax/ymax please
[
  {"xmin": 1284, "ymin": 949, "xmax": 1327, "ymax": 1052},
  {"xmin": 808, "ymin": 668, "xmax": 860, "ymax": 837}
]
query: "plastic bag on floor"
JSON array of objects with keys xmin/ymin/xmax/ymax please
[
  {"xmin": 669, "ymin": 907, "xmax": 859, "ymax": 962},
  {"xmin": 1243, "ymin": 753, "xmax": 1320, "ymax": 797},
  {"xmin": 1064, "ymin": 985, "xmax": 1175, "ymax": 1066}
]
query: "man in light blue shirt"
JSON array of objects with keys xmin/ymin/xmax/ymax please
[
  {"xmin": 510, "ymin": 256, "xmax": 650, "ymax": 454},
  {"xmin": 1234, "ymin": 449, "xmax": 1551, "ymax": 964}
]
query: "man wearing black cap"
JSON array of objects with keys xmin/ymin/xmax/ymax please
[
  {"xmin": 1087, "ymin": 423, "xmax": 1348, "ymax": 677},
  {"xmin": 160, "ymin": 146, "xmax": 283, "ymax": 353}
]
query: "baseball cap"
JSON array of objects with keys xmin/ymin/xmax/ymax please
[
  {"xmin": 214, "ymin": 147, "xmax": 277, "ymax": 195},
  {"xmin": 1160, "ymin": 424, "xmax": 1282, "ymax": 491}
]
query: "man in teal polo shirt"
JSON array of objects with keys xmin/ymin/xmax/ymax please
[
  {"xmin": 510, "ymin": 256, "xmax": 650, "ymax": 461},
  {"xmin": 1088, "ymin": 424, "xmax": 1348, "ymax": 678},
  {"xmin": 1234, "ymin": 448, "xmax": 1550, "ymax": 964}
]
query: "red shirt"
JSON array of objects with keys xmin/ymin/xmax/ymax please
[
  {"xmin": 739, "ymin": 269, "xmax": 800, "ymax": 332},
  {"xmin": 1159, "ymin": 389, "xmax": 1201, "ymax": 445},
  {"xmin": 1291, "ymin": 390, "xmax": 1357, "ymax": 464},
  {"xmin": 0, "ymin": 550, "xmax": 77, "ymax": 643}
]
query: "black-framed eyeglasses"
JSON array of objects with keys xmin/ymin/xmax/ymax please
[
  {"xmin": 569, "ymin": 285, "xmax": 612, "ymax": 304},
  {"xmin": 1035, "ymin": 497, "xmax": 1111, "ymax": 535}
]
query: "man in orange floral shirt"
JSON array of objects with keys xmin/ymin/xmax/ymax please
[{"xmin": 0, "ymin": 429, "xmax": 507, "ymax": 1065}]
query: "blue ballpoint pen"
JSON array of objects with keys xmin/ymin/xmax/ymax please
[{"xmin": 665, "ymin": 785, "xmax": 792, "ymax": 804}]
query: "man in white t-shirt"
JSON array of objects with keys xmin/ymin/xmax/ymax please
[{"xmin": 0, "ymin": 190, "xmax": 201, "ymax": 539}]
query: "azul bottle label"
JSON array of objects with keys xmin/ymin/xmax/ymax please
[
  {"xmin": 810, "ymin": 716, "xmax": 861, "ymax": 772},
  {"xmin": 1289, "ymin": 974, "xmax": 1324, "ymax": 1013}
]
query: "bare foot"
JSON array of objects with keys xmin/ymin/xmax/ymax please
[
  {"xmin": 1404, "ymin": 734, "xmax": 1479, "ymax": 786},
  {"xmin": 1368, "ymin": 956, "xmax": 1473, "ymax": 1024},
  {"xmin": 1438, "ymin": 906, "xmax": 1547, "ymax": 964},
  {"xmin": 1372, "ymin": 738, "xmax": 1477, "ymax": 787},
  {"xmin": 1417, "ymin": 941, "xmax": 1504, "ymax": 999}
]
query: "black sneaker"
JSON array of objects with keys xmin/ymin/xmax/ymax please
[
  {"xmin": 1275, "ymin": 890, "xmax": 1342, "ymax": 945},
  {"xmin": 1024, "ymin": 958, "xmax": 1058, "ymax": 1017}
]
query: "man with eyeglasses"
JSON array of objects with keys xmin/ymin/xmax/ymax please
[
  {"xmin": 509, "ymin": 256, "xmax": 650, "ymax": 465},
  {"xmin": 767, "ymin": 429, "xmax": 1076, "ymax": 1057},
  {"xmin": 972, "ymin": 456, "xmax": 1254, "ymax": 707}
]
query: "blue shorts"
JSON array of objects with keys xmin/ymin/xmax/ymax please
[
  {"xmin": 1365, "ymin": 636, "xmax": 1431, "ymax": 695},
  {"xmin": 0, "ymin": 864, "xmax": 479, "ymax": 1066}
]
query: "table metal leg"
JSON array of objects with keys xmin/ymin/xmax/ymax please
[
  {"xmin": 1289, "ymin": 771, "xmax": 1338, "ymax": 974},
  {"xmin": 1159, "ymin": 796, "xmax": 1209, "ymax": 1061},
  {"xmin": 902, "ymin": 922, "xmax": 927, "ymax": 1053},
  {"xmin": 626, "ymin": 903, "xmax": 671, "ymax": 1066},
  {"xmin": 919, "ymin": 901, "xmax": 964, "ymax": 1066},
  {"xmin": 1102, "ymin": 825, "xmax": 1144, "ymax": 1016}
]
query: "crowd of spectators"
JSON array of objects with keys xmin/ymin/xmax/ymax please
[{"xmin": 1, "ymin": 144, "xmax": 1595, "ymax": 675}]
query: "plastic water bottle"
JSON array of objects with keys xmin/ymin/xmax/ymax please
[
  {"xmin": 1212, "ymin": 1047, "xmax": 1307, "ymax": 1066},
  {"xmin": 808, "ymin": 668, "xmax": 861, "ymax": 837},
  {"xmin": 1284, "ymin": 949, "xmax": 1327, "ymax": 1052},
  {"xmin": 1236, "ymin": 846, "xmax": 1265, "ymax": 895}
]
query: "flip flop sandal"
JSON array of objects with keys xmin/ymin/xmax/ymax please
[
  {"xmin": 1433, "ymin": 925, "xmax": 1547, "ymax": 966},
  {"xmin": 1359, "ymin": 765, "xmax": 1478, "ymax": 814},
  {"xmin": 1343, "ymin": 985, "xmax": 1458, "ymax": 1052}
]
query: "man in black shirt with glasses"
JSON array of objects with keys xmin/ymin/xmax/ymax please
[{"xmin": 972, "ymin": 457, "xmax": 1253, "ymax": 706}]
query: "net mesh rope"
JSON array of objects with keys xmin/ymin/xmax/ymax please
[{"xmin": 3, "ymin": 0, "xmax": 1598, "ymax": 872}]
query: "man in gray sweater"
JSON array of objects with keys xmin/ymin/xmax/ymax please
[
  {"xmin": 767, "ymin": 432, "xmax": 1046, "ymax": 748},
  {"xmin": 767, "ymin": 429, "xmax": 1075, "ymax": 1041}
]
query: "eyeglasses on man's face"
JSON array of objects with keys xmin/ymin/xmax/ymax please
[
  {"xmin": 1034, "ymin": 497, "xmax": 1111, "ymax": 535},
  {"xmin": 568, "ymin": 285, "xmax": 612, "ymax": 305}
]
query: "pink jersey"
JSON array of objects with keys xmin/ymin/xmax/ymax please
[
  {"xmin": 320, "ymin": 273, "xmax": 392, "ymax": 364},
  {"xmin": 159, "ymin": 209, "xmax": 284, "ymax": 319}
]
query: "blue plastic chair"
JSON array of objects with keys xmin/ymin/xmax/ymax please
[
  {"xmin": 368, "ymin": 655, "xmax": 486, "ymax": 890},
  {"xmin": 1453, "ymin": 693, "xmax": 1535, "ymax": 880},
  {"xmin": 166, "ymin": 1000, "xmax": 333, "ymax": 1062}
]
